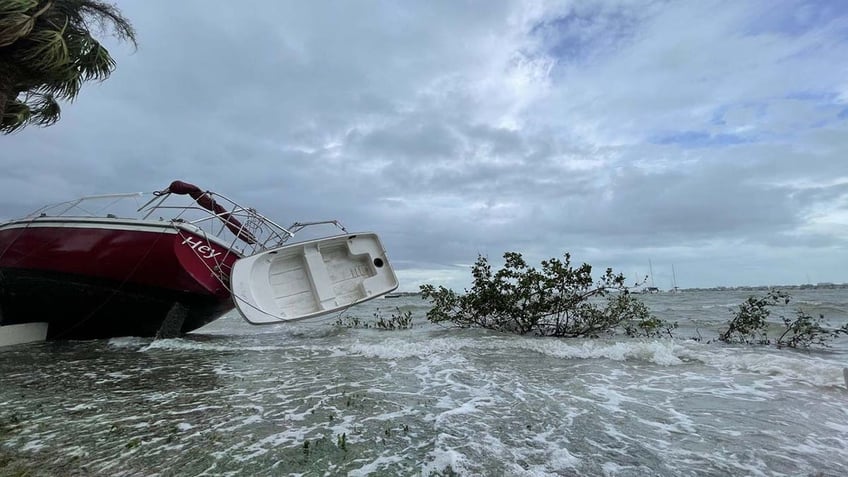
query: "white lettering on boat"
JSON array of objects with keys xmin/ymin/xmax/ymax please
[{"xmin": 181, "ymin": 236, "xmax": 222, "ymax": 259}]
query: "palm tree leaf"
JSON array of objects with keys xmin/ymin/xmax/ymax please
[
  {"xmin": 76, "ymin": 38, "xmax": 114, "ymax": 81},
  {"xmin": 0, "ymin": 13, "xmax": 36, "ymax": 47},
  {"xmin": 75, "ymin": 0, "xmax": 136, "ymax": 47},
  {"xmin": 0, "ymin": 0, "xmax": 55, "ymax": 46},
  {"xmin": 19, "ymin": 24, "xmax": 70, "ymax": 71},
  {"xmin": 0, "ymin": 92, "xmax": 61, "ymax": 132},
  {"xmin": 35, "ymin": 65, "xmax": 81, "ymax": 98},
  {"xmin": 1, "ymin": 0, "xmax": 136, "ymax": 133},
  {"xmin": 0, "ymin": 97, "xmax": 32, "ymax": 133},
  {"xmin": 0, "ymin": 0, "xmax": 39, "ymax": 17},
  {"xmin": 26, "ymin": 91, "xmax": 61, "ymax": 125}
]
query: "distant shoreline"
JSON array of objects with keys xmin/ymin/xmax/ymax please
[
  {"xmin": 391, "ymin": 282, "xmax": 848, "ymax": 295},
  {"xmin": 665, "ymin": 283, "xmax": 848, "ymax": 292}
]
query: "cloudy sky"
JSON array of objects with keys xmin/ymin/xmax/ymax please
[{"xmin": 4, "ymin": 0, "xmax": 848, "ymax": 291}]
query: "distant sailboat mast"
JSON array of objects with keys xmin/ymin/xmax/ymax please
[
  {"xmin": 645, "ymin": 259, "xmax": 659, "ymax": 293},
  {"xmin": 671, "ymin": 264, "xmax": 679, "ymax": 292},
  {"xmin": 649, "ymin": 259, "xmax": 655, "ymax": 288}
]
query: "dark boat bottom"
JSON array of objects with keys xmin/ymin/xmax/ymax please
[{"xmin": 0, "ymin": 268, "xmax": 233, "ymax": 340}]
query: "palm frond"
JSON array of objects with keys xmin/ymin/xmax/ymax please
[
  {"xmin": 53, "ymin": 0, "xmax": 136, "ymax": 47},
  {"xmin": 0, "ymin": 0, "xmax": 135, "ymax": 133},
  {"xmin": 0, "ymin": 91, "xmax": 61, "ymax": 132},
  {"xmin": 26, "ymin": 91, "xmax": 60, "ymax": 125},
  {"xmin": 0, "ymin": 97, "xmax": 32, "ymax": 133},
  {"xmin": 0, "ymin": 0, "xmax": 39, "ymax": 17},
  {"xmin": 0, "ymin": 13, "xmax": 36, "ymax": 47},
  {"xmin": 19, "ymin": 19, "xmax": 70, "ymax": 71},
  {"xmin": 35, "ymin": 65, "xmax": 81, "ymax": 98},
  {"xmin": 76, "ymin": 38, "xmax": 114, "ymax": 81},
  {"xmin": 0, "ymin": 0, "xmax": 52, "ymax": 47},
  {"xmin": 78, "ymin": 0, "xmax": 135, "ymax": 47}
]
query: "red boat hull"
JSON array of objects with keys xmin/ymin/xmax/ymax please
[{"xmin": 0, "ymin": 218, "xmax": 240, "ymax": 340}]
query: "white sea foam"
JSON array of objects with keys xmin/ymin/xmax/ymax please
[
  {"xmin": 522, "ymin": 338, "xmax": 684, "ymax": 365},
  {"xmin": 700, "ymin": 302, "xmax": 739, "ymax": 310},
  {"xmin": 420, "ymin": 447, "xmax": 470, "ymax": 476},
  {"xmin": 343, "ymin": 335, "xmax": 686, "ymax": 367},
  {"xmin": 107, "ymin": 336, "xmax": 149, "ymax": 348},
  {"xmin": 2, "ymin": 291, "xmax": 847, "ymax": 476},
  {"xmin": 347, "ymin": 455, "xmax": 406, "ymax": 476},
  {"xmin": 21, "ymin": 439, "xmax": 44, "ymax": 452},
  {"xmin": 346, "ymin": 337, "xmax": 478, "ymax": 360},
  {"xmin": 678, "ymin": 342, "xmax": 848, "ymax": 387},
  {"xmin": 140, "ymin": 338, "xmax": 282, "ymax": 353}
]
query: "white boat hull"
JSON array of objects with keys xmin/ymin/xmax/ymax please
[
  {"xmin": 0, "ymin": 322, "xmax": 48, "ymax": 347},
  {"xmin": 231, "ymin": 233, "xmax": 399, "ymax": 324}
]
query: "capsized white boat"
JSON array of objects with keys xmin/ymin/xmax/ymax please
[{"xmin": 231, "ymin": 233, "xmax": 398, "ymax": 323}]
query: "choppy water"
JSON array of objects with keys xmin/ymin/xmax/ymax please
[{"xmin": 1, "ymin": 289, "xmax": 847, "ymax": 476}]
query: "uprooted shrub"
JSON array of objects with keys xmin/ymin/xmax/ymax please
[
  {"xmin": 718, "ymin": 290, "xmax": 848, "ymax": 349},
  {"xmin": 419, "ymin": 252, "xmax": 671, "ymax": 337}
]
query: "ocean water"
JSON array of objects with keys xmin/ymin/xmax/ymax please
[{"xmin": 1, "ymin": 288, "xmax": 847, "ymax": 476}]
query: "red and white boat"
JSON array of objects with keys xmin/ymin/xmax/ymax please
[{"xmin": 0, "ymin": 180, "xmax": 356, "ymax": 342}]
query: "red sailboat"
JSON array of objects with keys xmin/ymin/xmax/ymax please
[{"xmin": 0, "ymin": 180, "xmax": 338, "ymax": 341}]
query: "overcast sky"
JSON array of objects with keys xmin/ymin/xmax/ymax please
[{"xmin": 3, "ymin": 0, "xmax": 848, "ymax": 291}]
